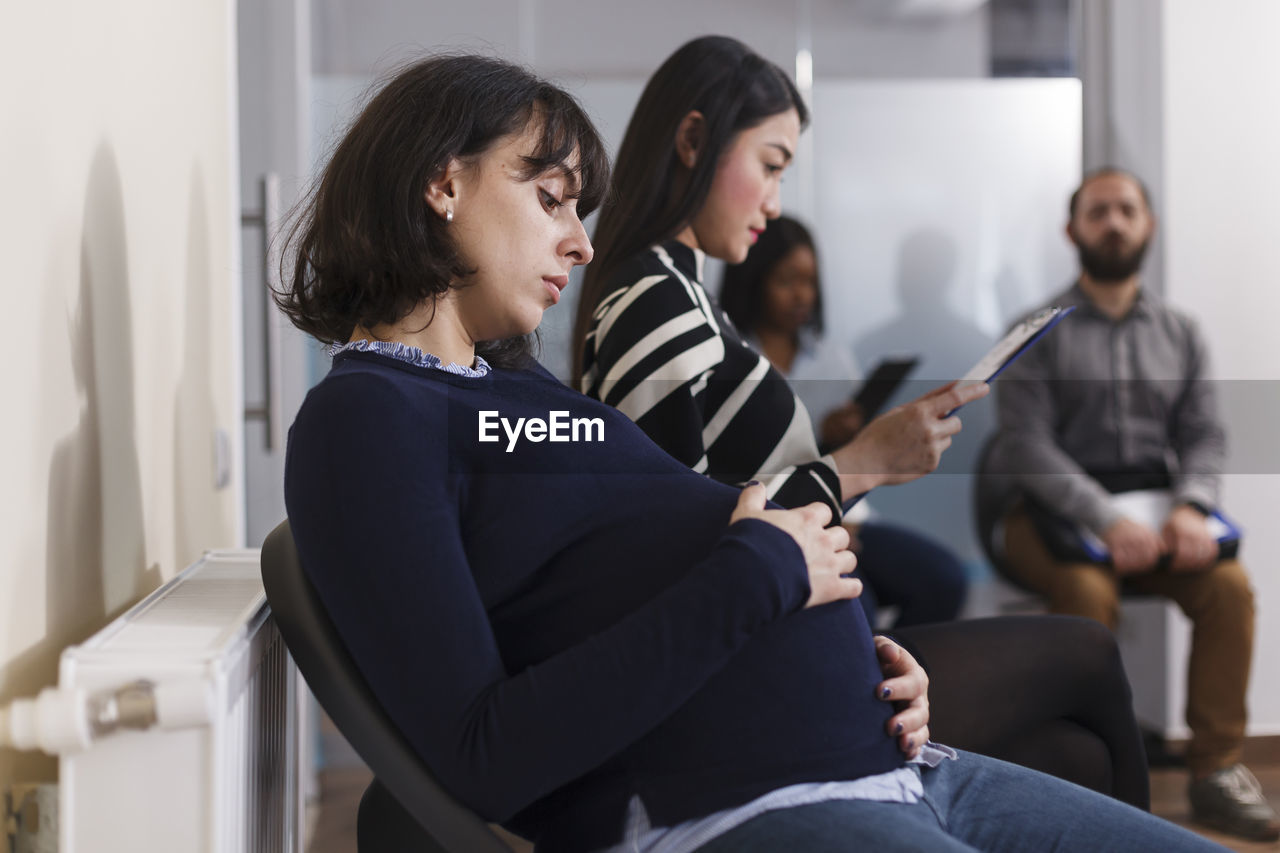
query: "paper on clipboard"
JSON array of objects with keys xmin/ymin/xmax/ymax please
[{"xmin": 956, "ymin": 305, "xmax": 1075, "ymax": 390}]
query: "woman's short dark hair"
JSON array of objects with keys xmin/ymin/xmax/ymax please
[
  {"xmin": 719, "ymin": 214, "xmax": 823, "ymax": 338},
  {"xmin": 570, "ymin": 36, "xmax": 809, "ymax": 383},
  {"xmin": 277, "ymin": 54, "xmax": 609, "ymax": 368}
]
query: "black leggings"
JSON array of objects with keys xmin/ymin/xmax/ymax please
[{"xmin": 893, "ymin": 615, "xmax": 1150, "ymax": 810}]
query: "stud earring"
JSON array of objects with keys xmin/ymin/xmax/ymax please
[{"xmin": 445, "ymin": 209, "xmax": 454, "ymax": 224}]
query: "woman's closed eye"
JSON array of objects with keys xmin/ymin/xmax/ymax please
[{"xmin": 540, "ymin": 188, "xmax": 564, "ymax": 212}]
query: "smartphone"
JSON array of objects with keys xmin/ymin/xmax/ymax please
[{"xmin": 851, "ymin": 357, "xmax": 921, "ymax": 418}]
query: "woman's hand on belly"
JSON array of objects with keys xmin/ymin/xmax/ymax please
[
  {"xmin": 874, "ymin": 635, "xmax": 931, "ymax": 760},
  {"xmin": 730, "ymin": 483, "xmax": 862, "ymax": 609}
]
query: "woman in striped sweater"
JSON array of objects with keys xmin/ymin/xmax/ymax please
[
  {"xmin": 569, "ymin": 35, "xmax": 1151, "ymax": 809},
  {"xmin": 569, "ymin": 38, "xmax": 981, "ymax": 515},
  {"xmin": 570, "ymin": 38, "xmax": 977, "ymax": 525}
]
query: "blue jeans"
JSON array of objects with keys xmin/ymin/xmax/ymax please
[{"xmin": 693, "ymin": 751, "xmax": 1224, "ymax": 852}]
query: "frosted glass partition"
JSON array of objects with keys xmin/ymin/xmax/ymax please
[
  {"xmin": 312, "ymin": 75, "xmax": 373, "ymax": 174},
  {"xmin": 808, "ymin": 78, "xmax": 1081, "ymax": 567}
]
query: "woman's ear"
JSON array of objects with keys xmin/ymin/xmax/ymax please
[
  {"xmin": 674, "ymin": 111, "xmax": 706, "ymax": 170},
  {"xmin": 424, "ymin": 158, "xmax": 464, "ymax": 222}
]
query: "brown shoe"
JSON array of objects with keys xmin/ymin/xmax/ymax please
[{"xmin": 1188, "ymin": 764, "xmax": 1280, "ymax": 842}]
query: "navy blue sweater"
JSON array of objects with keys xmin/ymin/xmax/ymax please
[{"xmin": 284, "ymin": 351, "xmax": 901, "ymax": 852}]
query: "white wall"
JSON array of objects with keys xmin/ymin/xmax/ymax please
[
  {"xmin": 1160, "ymin": 0, "xmax": 1280, "ymax": 735},
  {"xmin": 0, "ymin": 1, "xmax": 241, "ymax": 789}
]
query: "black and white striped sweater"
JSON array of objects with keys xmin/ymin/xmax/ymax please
[{"xmin": 580, "ymin": 240, "xmax": 844, "ymax": 515}]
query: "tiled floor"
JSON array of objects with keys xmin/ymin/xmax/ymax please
[{"xmin": 306, "ymin": 722, "xmax": 1280, "ymax": 852}]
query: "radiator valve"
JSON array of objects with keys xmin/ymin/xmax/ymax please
[{"xmin": 0, "ymin": 679, "xmax": 213, "ymax": 756}]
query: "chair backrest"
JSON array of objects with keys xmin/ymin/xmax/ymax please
[{"xmin": 260, "ymin": 520, "xmax": 514, "ymax": 853}]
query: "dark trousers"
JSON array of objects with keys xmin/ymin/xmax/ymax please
[{"xmin": 854, "ymin": 521, "xmax": 968, "ymax": 628}]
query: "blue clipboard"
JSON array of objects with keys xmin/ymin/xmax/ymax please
[
  {"xmin": 965, "ymin": 305, "xmax": 1075, "ymax": 386},
  {"xmin": 1030, "ymin": 489, "xmax": 1242, "ymax": 565},
  {"xmin": 944, "ymin": 305, "xmax": 1075, "ymax": 417}
]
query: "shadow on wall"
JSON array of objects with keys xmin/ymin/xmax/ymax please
[
  {"xmin": 174, "ymin": 164, "xmax": 230, "ymax": 570},
  {"xmin": 71, "ymin": 143, "xmax": 158, "ymax": 616},
  {"xmin": 855, "ymin": 227, "xmax": 997, "ymax": 566},
  {"xmin": 992, "ymin": 263, "xmax": 1037, "ymax": 332},
  {"xmin": 0, "ymin": 144, "xmax": 158, "ymax": 782}
]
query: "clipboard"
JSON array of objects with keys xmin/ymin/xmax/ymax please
[
  {"xmin": 944, "ymin": 305, "xmax": 1075, "ymax": 416},
  {"xmin": 956, "ymin": 305, "xmax": 1075, "ymax": 390},
  {"xmin": 1028, "ymin": 489, "xmax": 1242, "ymax": 566},
  {"xmin": 850, "ymin": 357, "xmax": 920, "ymax": 419}
]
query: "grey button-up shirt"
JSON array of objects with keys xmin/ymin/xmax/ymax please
[{"xmin": 978, "ymin": 281, "xmax": 1225, "ymax": 537}]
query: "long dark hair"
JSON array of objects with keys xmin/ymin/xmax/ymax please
[
  {"xmin": 569, "ymin": 36, "xmax": 808, "ymax": 383},
  {"xmin": 719, "ymin": 214, "xmax": 824, "ymax": 338},
  {"xmin": 276, "ymin": 54, "xmax": 609, "ymax": 368}
]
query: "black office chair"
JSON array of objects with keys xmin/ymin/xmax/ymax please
[{"xmin": 261, "ymin": 520, "xmax": 516, "ymax": 853}]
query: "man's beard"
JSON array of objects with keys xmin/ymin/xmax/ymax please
[{"xmin": 1076, "ymin": 234, "xmax": 1150, "ymax": 283}]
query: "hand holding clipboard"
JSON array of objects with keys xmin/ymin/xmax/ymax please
[
  {"xmin": 832, "ymin": 379, "xmax": 990, "ymax": 493},
  {"xmin": 833, "ymin": 306, "xmax": 1072, "ymax": 501},
  {"xmin": 944, "ymin": 306, "xmax": 1075, "ymax": 416}
]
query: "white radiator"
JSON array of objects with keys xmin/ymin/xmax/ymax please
[{"xmin": 57, "ymin": 549, "xmax": 301, "ymax": 853}]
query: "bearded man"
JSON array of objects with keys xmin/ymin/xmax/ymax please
[{"xmin": 976, "ymin": 168, "xmax": 1278, "ymax": 842}]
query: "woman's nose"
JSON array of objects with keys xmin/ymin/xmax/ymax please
[
  {"xmin": 763, "ymin": 186, "xmax": 782, "ymax": 219},
  {"xmin": 565, "ymin": 219, "xmax": 594, "ymax": 265}
]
